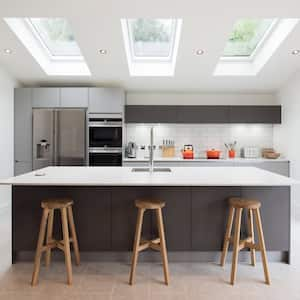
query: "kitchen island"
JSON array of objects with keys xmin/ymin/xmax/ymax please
[{"xmin": 1, "ymin": 166, "xmax": 296, "ymax": 263}]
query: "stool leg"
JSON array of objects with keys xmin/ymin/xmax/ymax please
[
  {"xmin": 253, "ymin": 208, "xmax": 271, "ymax": 285},
  {"xmin": 31, "ymin": 208, "xmax": 49, "ymax": 286},
  {"xmin": 156, "ymin": 208, "xmax": 170, "ymax": 285},
  {"xmin": 61, "ymin": 207, "xmax": 73, "ymax": 285},
  {"xmin": 247, "ymin": 209, "xmax": 256, "ymax": 266},
  {"xmin": 129, "ymin": 208, "xmax": 145, "ymax": 285},
  {"xmin": 45, "ymin": 209, "xmax": 54, "ymax": 267},
  {"xmin": 230, "ymin": 208, "xmax": 242, "ymax": 285},
  {"xmin": 67, "ymin": 206, "xmax": 80, "ymax": 266},
  {"xmin": 220, "ymin": 206, "xmax": 235, "ymax": 266}
]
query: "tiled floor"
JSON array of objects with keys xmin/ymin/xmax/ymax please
[
  {"xmin": 0, "ymin": 260, "xmax": 300, "ymax": 299},
  {"xmin": 1, "ymin": 203, "xmax": 300, "ymax": 300}
]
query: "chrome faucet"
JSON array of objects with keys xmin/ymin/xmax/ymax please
[{"xmin": 149, "ymin": 127, "xmax": 154, "ymax": 173}]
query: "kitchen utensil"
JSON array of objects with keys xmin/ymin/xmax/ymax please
[
  {"xmin": 182, "ymin": 144, "xmax": 194, "ymax": 159},
  {"xmin": 206, "ymin": 149, "xmax": 221, "ymax": 159},
  {"xmin": 228, "ymin": 150, "xmax": 236, "ymax": 158}
]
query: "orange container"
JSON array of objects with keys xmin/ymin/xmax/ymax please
[
  {"xmin": 228, "ymin": 150, "xmax": 236, "ymax": 158},
  {"xmin": 206, "ymin": 149, "xmax": 221, "ymax": 159}
]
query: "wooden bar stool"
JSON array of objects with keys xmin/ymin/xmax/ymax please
[
  {"xmin": 31, "ymin": 198, "xmax": 80, "ymax": 286},
  {"xmin": 220, "ymin": 197, "xmax": 270, "ymax": 285},
  {"xmin": 129, "ymin": 199, "xmax": 170, "ymax": 285}
]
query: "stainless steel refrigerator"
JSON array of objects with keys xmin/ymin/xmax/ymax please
[{"xmin": 33, "ymin": 109, "xmax": 86, "ymax": 170}]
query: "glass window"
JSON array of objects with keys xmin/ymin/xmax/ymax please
[
  {"xmin": 223, "ymin": 19, "xmax": 276, "ymax": 57},
  {"xmin": 127, "ymin": 18, "xmax": 177, "ymax": 59},
  {"xmin": 28, "ymin": 18, "xmax": 82, "ymax": 57}
]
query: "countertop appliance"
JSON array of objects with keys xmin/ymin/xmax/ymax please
[
  {"xmin": 242, "ymin": 147, "xmax": 260, "ymax": 159},
  {"xmin": 182, "ymin": 145, "xmax": 194, "ymax": 159},
  {"xmin": 88, "ymin": 114, "xmax": 122, "ymax": 166},
  {"xmin": 126, "ymin": 142, "xmax": 137, "ymax": 158},
  {"xmin": 206, "ymin": 149, "xmax": 221, "ymax": 159},
  {"xmin": 33, "ymin": 109, "xmax": 86, "ymax": 170}
]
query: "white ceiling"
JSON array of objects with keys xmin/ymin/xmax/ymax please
[{"xmin": 0, "ymin": 0, "xmax": 300, "ymax": 92}]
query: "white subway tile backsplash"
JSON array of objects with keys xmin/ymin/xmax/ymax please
[{"xmin": 125, "ymin": 124, "xmax": 274, "ymax": 158}]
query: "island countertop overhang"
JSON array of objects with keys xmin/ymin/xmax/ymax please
[{"xmin": 1, "ymin": 166, "xmax": 297, "ymax": 187}]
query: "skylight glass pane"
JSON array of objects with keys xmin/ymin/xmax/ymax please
[
  {"xmin": 29, "ymin": 18, "xmax": 82, "ymax": 57},
  {"xmin": 223, "ymin": 19, "xmax": 275, "ymax": 57},
  {"xmin": 128, "ymin": 19, "xmax": 176, "ymax": 58}
]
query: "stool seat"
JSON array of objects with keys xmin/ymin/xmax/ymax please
[
  {"xmin": 41, "ymin": 198, "xmax": 73, "ymax": 209},
  {"xmin": 135, "ymin": 199, "xmax": 165, "ymax": 209},
  {"xmin": 229, "ymin": 197, "xmax": 261, "ymax": 209}
]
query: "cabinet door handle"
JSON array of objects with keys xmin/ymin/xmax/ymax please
[{"xmin": 15, "ymin": 160, "xmax": 19, "ymax": 163}]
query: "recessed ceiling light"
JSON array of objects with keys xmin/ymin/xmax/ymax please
[
  {"xmin": 99, "ymin": 49, "xmax": 107, "ymax": 55},
  {"xmin": 4, "ymin": 48, "xmax": 12, "ymax": 54},
  {"xmin": 292, "ymin": 49, "xmax": 300, "ymax": 55},
  {"xmin": 195, "ymin": 49, "xmax": 204, "ymax": 55}
]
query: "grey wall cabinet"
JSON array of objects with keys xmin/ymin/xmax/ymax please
[
  {"xmin": 88, "ymin": 88, "xmax": 125, "ymax": 114},
  {"xmin": 229, "ymin": 105, "xmax": 281, "ymax": 124},
  {"xmin": 32, "ymin": 88, "xmax": 60, "ymax": 108},
  {"xmin": 176, "ymin": 106, "xmax": 229, "ymax": 123},
  {"xmin": 14, "ymin": 88, "xmax": 32, "ymax": 175},
  {"xmin": 60, "ymin": 88, "xmax": 88, "ymax": 108},
  {"xmin": 125, "ymin": 105, "xmax": 177, "ymax": 123},
  {"xmin": 125, "ymin": 105, "xmax": 281, "ymax": 124}
]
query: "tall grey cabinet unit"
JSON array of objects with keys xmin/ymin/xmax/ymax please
[
  {"xmin": 88, "ymin": 88, "xmax": 125, "ymax": 113},
  {"xmin": 32, "ymin": 88, "xmax": 60, "ymax": 108},
  {"xmin": 14, "ymin": 88, "xmax": 33, "ymax": 175},
  {"xmin": 60, "ymin": 88, "xmax": 88, "ymax": 107}
]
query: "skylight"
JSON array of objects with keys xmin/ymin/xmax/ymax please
[
  {"xmin": 121, "ymin": 18, "xmax": 182, "ymax": 76},
  {"xmin": 4, "ymin": 18, "xmax": 90, "ymax": 76},
  {"xmin": 28, "ymin": 18, "xmax": 82, "ymax": 57},
  {"xmin": 214, "ymin": 18, "xmax": 299, "ymax": 76}
]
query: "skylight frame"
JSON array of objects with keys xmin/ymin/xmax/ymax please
[
  {"xmin": 4, "ymin": 17, "xmax": 91, "ymax": 76},
  {"xmin": 214, "ymin": 18, "xmax": 299, "ymax": 76},
  {"xmin": 221, "ymin": 19, "xmax": 278, "ymax": 62},
  {"xmin": 121, "ymin": 18, "xmax": 183, "ymax": 77},
  {"xmin": 126, "ymin": 19, "xmax": 177, "ymax": 62},
  {"xmin": 25, "ymin": 18, "xmax": 82, "ymax": 61}
]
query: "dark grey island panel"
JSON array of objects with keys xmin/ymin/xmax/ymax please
[{"xmin": 12, "ymin": 185, "xmax": 290, "ymax": 261}]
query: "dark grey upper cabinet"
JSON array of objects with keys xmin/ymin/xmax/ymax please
[
  {"xmin": 176, "ymin": 105, "xmax": 229, "ymax": 123},
  {"xmin": 229, "ymin": 105, "xmax": 281, "ymax": 124},
  {"xmin": 125, "ymin": 105, "xmax": 281, "ymax": 124},
  {"xmin": 125, "ymin": 105, "xmax": 177, "ymax": 123}
]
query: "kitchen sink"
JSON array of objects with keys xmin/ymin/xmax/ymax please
[{"xmin": 131, "ymin": 167, "xmax": 172, "ymax": 173}]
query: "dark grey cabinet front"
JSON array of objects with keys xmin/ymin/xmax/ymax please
[
  {"xmin": 176, "ymin": 106, "xmax": 229, "ymax": 123},
  {"xmin": 229, "ymin": 105, "xmax": 281, "ymax": 123},
  {"xmin": 125, "ymin": 105, "xmax": 281, "ymax": 124},
  {"xmin": 125, "ymin": 105, "xmax": 177, "ymax": 123},
  {"xmin": 191, "ymin": 187, "xmax": 241, "ymax": 250}
]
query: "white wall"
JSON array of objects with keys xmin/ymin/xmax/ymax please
[
  {"xmin": 126, "ymin": 92, "xmax": 277, "ymax": 105},
  {"xmin": 0, "ymin": 65, "xmax": 18, "ymax": 209},
  {"xmin": 273, "ymin": 70, "xmax": 300, "ymax": 265}
]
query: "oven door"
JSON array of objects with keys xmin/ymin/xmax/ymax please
[
  {"xmin": 89, "ymin": 126, "xmax": 122, "ymax": 148},
  {"xmin": 89, "ymin": 150, "xmax": 122, "ymax": 166}
]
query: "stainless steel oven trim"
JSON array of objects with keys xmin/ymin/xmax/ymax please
[
  {"xmin": 89, "ymin": 147, "xmax": 122, "ymax": 154},
  {"xmin": 88, "ymin": 122, "xmax": 122, "ymax": 127}
]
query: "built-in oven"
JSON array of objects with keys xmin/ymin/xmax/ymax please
[
  {"xmin": 88, "ymin": 116, "xmax": 122, "ymax": 148},
  {"xmin": 88, "ymin": 114, "xmax": 123, "ymax": 166},
  {"xmin": 89, "ymin": 148, "xmax": 122, "ymax": 166}
]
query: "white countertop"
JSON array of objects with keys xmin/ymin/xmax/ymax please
[
  {"xmin": 123, "ymin": 157, "xmax": 289, "ymax": 162},
  {"xmin": 0, "ymin": 166, "xmax": 297, "ymax": 187}
]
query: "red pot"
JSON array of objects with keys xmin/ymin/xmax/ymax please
[{"xmin": 206, "ymin": 149, "xmax": 221, "ymax": 159}]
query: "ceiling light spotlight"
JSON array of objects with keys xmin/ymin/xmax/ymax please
[
  {"xmin": 4, "ymin": 48, "xmax": 12, "ymax": 54},
  {"xmin": 99, "ymin": 49, "xmax": 107, "ymax": 55},
  {"xmin": 195, "ymin": 49, "xmax": 204, "ymax": 55},
  {"xmin": 292, "ymin": 49, "xmax": 300, "ymax": 55}
]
